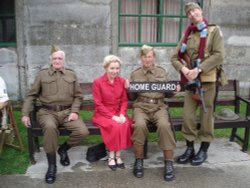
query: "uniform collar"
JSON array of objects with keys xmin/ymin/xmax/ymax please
[
  {"xmin": 48, "ymin": 66, "xmax": 66, "ymax": 75},
  {"xmin": 142, "ymin": 65, "xmax": 156, "ymax": 74}
]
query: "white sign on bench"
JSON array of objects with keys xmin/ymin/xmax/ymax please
[{"xmin": 128, "ymin": 81, "xmax": 178, "ymax": 92}]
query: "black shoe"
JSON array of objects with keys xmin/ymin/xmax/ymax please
[
  {"xmin": 108, "ymin": 157, "xmax": 117, "ymax": 171},
  {"xmin": 116, "ymin": 156, "xmax": 125, "ymax": 169},
  {"xmin": 45, "ymin": 153, "xmax": 57, "ymax": 184},
  {"xmin": 191, "ymin": 142, "xmax": 209, "ymax": 166},
  {"xmin": 177, "ymin": 147, "xmax": 195, "ymax": 164},
  {"xmin": 133, "ymin": 158, "xmax": 144, "ymax": 178},
  {"xmin": 191, "ymin": 150, "xmax": 207, "ymax": 166},
  {"xmin": 164, "ymin": 160, "xmax": 175, "ymax": 181},
  {"xmin": 58, "ymin": 142, "xmax": 71, "ymax": 166}
]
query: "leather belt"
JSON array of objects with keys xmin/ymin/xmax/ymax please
[
  {"xmin": 137, "ymin": 96, "xmax": 164, "ymax": 104},
  {"xmin": 42, "ymin": 105, "xmax": 71, "ymax": 112}
]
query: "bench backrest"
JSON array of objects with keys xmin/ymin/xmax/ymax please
[{"xmin": 79, "ymin": 80, "xmax": 239, "ymax": 110}]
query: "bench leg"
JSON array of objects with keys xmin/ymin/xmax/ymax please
[
  {"xmin": 230, "ymin": 128, "xmax": 237, "ymax": 142},
  {"xmin": 242, "ymin": 126, "xmax": 249, "ymax": 152},
  {"xmin": 34, "ymin": 137, "xmax": 40, "ymax": 152},
  {"xmin": 143, "ymin": 140, "xmax": 148, "ymax": 159},
  {"xmin": 28, "ymin": 128, "xmax": 36, "ymax": 164}
]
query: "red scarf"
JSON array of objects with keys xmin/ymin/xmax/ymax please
[
  {"xmin": 178, "ymin": 18, "xmax": 208, "ymax": 86},
  {"xmin": 178, "ymin": 18, "xmax": 208, "ymax": 63}
]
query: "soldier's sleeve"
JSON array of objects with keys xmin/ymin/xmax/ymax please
[
  {"xmin": 200, "ymin": 26, "xmax": 225, "ymax": 74},
  {"xmin": 21, "ymin": 73, "xmax": 42, "ymax": 116},
  {"xmin": 70, "ymin": 74, "xmax": 83, "ymax": 114}
]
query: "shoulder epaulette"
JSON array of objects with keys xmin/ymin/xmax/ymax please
[
  {"xmin": 65, "ymin": 67, "xmax": 74, "ymax": 72},
  {"xmin": 208, "ymin": 24, "xmax": 217, "ymax": 27},
  {"xmin": 38, "ymin": 68, "xmax": 49, "ymax": 72},
  {"xmin": 155, "ymin": 66, "xmax": 166, "ymax": 71},
  {"xmin": 132, "ymin": 67, "xmax": 142, "ymax": 73}
]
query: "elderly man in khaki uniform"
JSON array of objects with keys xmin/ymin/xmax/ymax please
[
  {"xmin": 171, "ymin": 2, "xmax": 224, "ymax": 166},
  {"xmin": 21, "ymin": 46, "xmax": 89, "ymax": 184},
  {"xmin": 128, "ymin": 45, "xmax": 176, "ymax": 181}
]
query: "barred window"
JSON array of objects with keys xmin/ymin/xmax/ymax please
[
  {"xmin": 0, "ymin": 0, "xmax": 16, "ymax": 47},
  {"xmin": 118, "ymin": 0, "xmax": 203, "ymax": 47}
]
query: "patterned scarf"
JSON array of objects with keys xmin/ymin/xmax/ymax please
[{"xmin": 178, "ymin": 18, "xmax": 208, "ymax": 66}]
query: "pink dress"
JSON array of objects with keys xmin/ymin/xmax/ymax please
[{"xmin": 92, "ymin": 73, "xmax": 132, "ymax": 151}]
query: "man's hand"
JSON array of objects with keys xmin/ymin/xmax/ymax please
[
  {"xmin": 124, "ymin": 79, "xmax": 130, "ymax": 89},
  {"xmin": 68, "ymin": 112, "xmax": 79, "ymax": 121},
  {"xmin": 187, "ymin": 67, "xmax": 200, "ymax": 80},
  {"xmin": 21, "ymin": 116, "xmax": 31, "ymax": 128}
]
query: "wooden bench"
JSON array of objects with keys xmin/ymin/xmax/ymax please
[{"xmin": 28, "ymin": 79, "xmax": 250, "ymax": 164}]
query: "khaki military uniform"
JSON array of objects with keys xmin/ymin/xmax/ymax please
[
  {"xmin": 22, "ymin": 66, "xmax": 89, "ymax": 154},
  {"xmin": 129, "ymin": 66, "xmax": 176, "ymax": 151},
  {"xmin": 171, "ymin": 25, "xmax": 224, "ymax": 142}
]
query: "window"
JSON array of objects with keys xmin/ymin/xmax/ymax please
[
  {"xmin": 118, "ymin": 0, "xmax": 203, "ymax": 47},
  {"xmin": 0, "ymin": 0, "xmax": 16, "ymax": 47}
]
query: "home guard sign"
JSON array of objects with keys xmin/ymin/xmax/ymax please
[{"xmin": 129, "ymin": 81, "xmax": 177, "ymax": 92}]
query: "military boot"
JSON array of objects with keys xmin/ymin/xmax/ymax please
[
  {"xmin": 57, "ymin": 142, "xmax": 71, "ymax": 166},
  {"xmin": 191, "ymin": 142, "xmax": 210, "ymax": 166},
  {"xmin": 177, "ymin": 140, "xmax": 195, "ymax": 164},
  {"xmin": 133, "ymin": 158, "xmax": 144, "ymax": 178},
  {"xmin": 45, "ymin": 153, "xmax": 57, "ymax": 184},
  {"xmin": 133, "ymin": 145, "xmax": 144, "ymax": 178},
  {"xmin": 164, "ymin": 160, "xmax": 175, "ymax": 181}
]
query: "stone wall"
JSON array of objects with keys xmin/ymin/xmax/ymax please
[{"xmin": 0, "ymin": 0, "xmax": 249, "ymax": 100}]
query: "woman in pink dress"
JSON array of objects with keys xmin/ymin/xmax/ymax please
[{"xmin": 92, "ymin": 55, "xmax": 132, "ymax": 171}]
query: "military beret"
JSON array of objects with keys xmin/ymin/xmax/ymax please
[{"xmin": 184, "ymin": 2, "xmax": 201, "ymax": 15}]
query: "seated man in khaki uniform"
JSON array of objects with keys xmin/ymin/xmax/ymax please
[
  {"xmin": 127, "ymin": 45, "xmax": 177, "ymax": 181},
  {"xmin": 21, "ymin": 46, "xmax": 89, "ymax": 184}
]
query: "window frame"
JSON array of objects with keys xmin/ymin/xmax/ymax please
[
  {"xmin": 118, "ymin": 0, "xmax": 203, "ymax": 47},
  {"xmin": 0, "ymin": 1, "xmax": 16, "ymax": 47}
]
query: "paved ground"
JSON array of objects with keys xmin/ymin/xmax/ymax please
[{"xmin": 1, "ymin": 138, "xmax": 250, "ymax": 188}]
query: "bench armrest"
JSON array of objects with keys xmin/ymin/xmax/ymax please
[{"xmin": 236, "ymin": 95, "xmax": 250, "ymax": 117}]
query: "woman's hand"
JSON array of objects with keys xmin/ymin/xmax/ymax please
[{"xmin": 119, "ymin": 114, "xmax": 126, "ymax": 124}]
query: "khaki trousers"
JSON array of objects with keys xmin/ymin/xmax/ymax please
[
  {"xmin": 38, "ymin": 109, "xmax": 89, "ymax": 154},
  {"xmin": 182, "ymin": 82, "xmax": 216, "ymax": 142},
  {"xmin": 132, "ymin": 107, "xmax": 176, "ymax": 150}
]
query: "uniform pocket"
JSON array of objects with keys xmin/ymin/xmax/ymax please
[
  {"xmin": 62, "ymin": 76, "xmax": 75, "ymax": 96},
  {"xmin": 41, "ymin": 78, "xmax": 57, "ymax": 96}
]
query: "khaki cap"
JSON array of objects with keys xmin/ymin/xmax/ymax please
[
  {"xmin": 184, "ymin": 2, "xmax": 201, "ymax": 15},
  {"xmin": 214, "ymin": 108, "xmax": 239, "ymax": 121},
  {"xmin": 50, "ymin": 45, "xmax": 61, "ymax": 55}
]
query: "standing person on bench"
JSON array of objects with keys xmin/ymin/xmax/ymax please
[
  {"xmin": 171, "ymin": 2, "xmax": 224, "ymax": 166},
  {"xmin": 21, "ymin": 46, "xmax": 89, "ymax": 184},
  {"xmin": 92, "ymin": 55, "xmax": 132, "ymax": 171}
]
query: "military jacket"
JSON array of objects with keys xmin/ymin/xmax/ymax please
[
  {"xmin": 22, "ymin": 66, "xmax": 83, "ymax": 116},
  {"xmin": 128, "ymin": 65, "xmax": 169, "ymax": 112},
  {"xmin": 171, "ymin": 25, "xmax": 225, "ymax": 82}
]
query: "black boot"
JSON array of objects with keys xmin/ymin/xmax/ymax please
[
  {"xmin": 191, "ymin": 142, "xmax": 210, "ymax": 166},
  {"xmin": 176, "ymin": 140, "xmax": 195, "ymax": 164},
  {"xmin": 133, "ymin": 158, "xmax": 144, "ymax": 178},
  {"xmin": 45, "ymin": 153, "xmax": 57, "ymax": 184},
  {"xmin": 58, "ymin": 142, "xmax": 71, "ymax": 166},
  {"xmin": 164, "ymin": 160, "xmax": 175, "ymax": 181}
]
